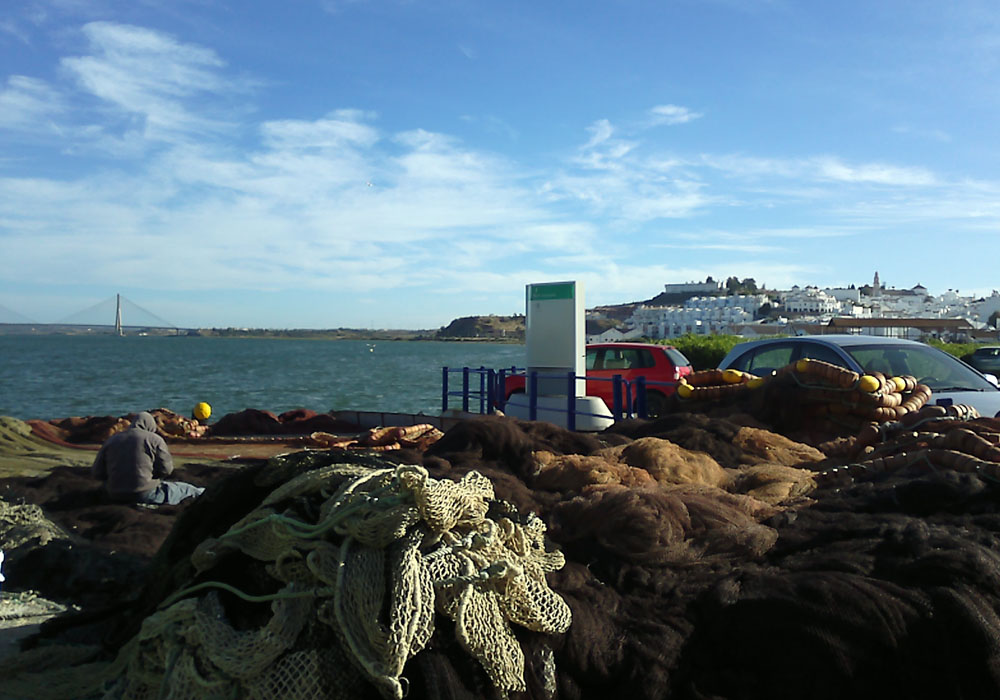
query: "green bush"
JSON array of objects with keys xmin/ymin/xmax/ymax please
[
  {"xmin": 925, "ymin": 338, "xmax": 980, "ymax": 362},
  {"xmin": 652, "ymin": 334, "xmax": 775, "ymax": 370}
]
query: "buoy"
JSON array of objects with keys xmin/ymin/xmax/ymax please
[
  {"xmin": 194, "ymin": 402, "xmax": 212, "ymax": 421},
  {"xmin": 858, "ymin": 375, "xmax": 881, "ymax": 393},
  {"xmin": 722, "ymin": 369, "xmax": 746, "ymax": 384}
]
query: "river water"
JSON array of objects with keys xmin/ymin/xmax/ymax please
[{"xmin": 0, "ymin": 335, "xmax": 524, "ymax": 421}]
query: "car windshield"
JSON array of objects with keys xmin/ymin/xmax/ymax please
[{"xmin": 845, "ymin": 343, "xmax": 996, "ymax": 392}]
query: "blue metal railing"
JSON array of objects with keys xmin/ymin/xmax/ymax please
[{"xmin": 441, "ymin": 366, "xmax": 669, "ymax": 425}]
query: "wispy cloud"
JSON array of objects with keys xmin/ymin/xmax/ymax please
[
  {"xmin": 0, "ymin": 19, "xmax": 31, "ymax": 44},
  {"xmin": 0, "ymin": 76, "xmax": 65, "ymax": 130},
  {"xmin": 814, "ymin": 157, "xmax": 936, "ymax": 186},
  {"xmin": 61, "ymin": 22, "xmax": 238, "ymax": 141},
  {"xmin": 261, "ymin": 111, "xmax": 381, "ymax": 150},
  {"xmin": 540, "ymin": 118, "xmax": 709, "ymax": 220},
  {"xmin": 702, "ymin": 153, "xmax": 937, "ymax": 187},
  {"xmin": 648, "ymin": 104, "xmax": 703, "ymax": 126}
]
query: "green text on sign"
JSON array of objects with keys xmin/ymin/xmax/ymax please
[{"xmin": 530, "ymin": 283, "xmax": 574, "ymax": 301}]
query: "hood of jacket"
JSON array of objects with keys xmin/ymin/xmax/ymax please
[{"xmin": 130, "ymin": 411, "xmax": 158, "ymax": 432}]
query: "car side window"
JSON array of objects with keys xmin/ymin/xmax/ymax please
[
  {"xmin": 586, "ymin": 349, "xmax": 599, "ymax": 370},
  {"xmin": 727, "ymin": 350, "xmax": 753, "ymax": 372},
  {"xmin": 637, "ymin": 349, "xmax": 657, "ymax": 369},
  {"xmin": 798, "ymin": 343, "xmax": 845, "ymax": 367},
  {"xmin": 602, "ymin": 349, "xmax": 632, "ymax": 371},
  {"xmin": 747, "ymin": 344, "xmax": 794, "ymax": 374},
  {"xmin": 621, "ymin": 349, "xmax": 644, "ymax": 369}
]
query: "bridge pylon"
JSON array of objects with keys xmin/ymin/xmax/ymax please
[{"xmin": 114, "ymin": 294, "xmax": 123, "ymax": 336}]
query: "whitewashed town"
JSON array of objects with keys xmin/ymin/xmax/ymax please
[{"xmin": 588, "ymin": 272, "xmax": 1000, "ymax": 344}]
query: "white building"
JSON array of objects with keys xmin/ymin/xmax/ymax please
[
  {"xmin": 974, "ymin": 291, "xmax": 1000, "ymax": 324},
  {"xmin": 628, "ymin": 294, "xmax": 768, "ymax": 339},
  {"xmin": 825, "ymin": 287, "xmax": 862, "ymax": 303},
  {"xmin": 780, "ymin": 287, "xmax": 840, "ymax": 314},
  {"xmin": 663, "ymin": 280, "xmax": 723, "ymax": 295},
  {"xmin": 586, "ymin": 327, "xmax": 644, "ymax": 343}
]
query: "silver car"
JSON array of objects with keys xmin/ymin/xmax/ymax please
[
  {"xmin": 718, "ymin": 334, "xmax": 1000, "ymax": 418},
  {"xmin": 966, "ymin": 346, "xmax": 1000, "ymax": 377}
]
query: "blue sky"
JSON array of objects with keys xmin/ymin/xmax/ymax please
[{"xmin": 1, "ymin": 0, "xmax": 998, "ymax": 329}]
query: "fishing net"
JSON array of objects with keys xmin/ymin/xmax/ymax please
[
  {"xmin": 1, "ymin": 461, "xmax": 571, "ymax": 700},
  {"xmin": 9, "ymin": 406, "xmax": 1000, "ymax": 700},
  {"xmin": 0, "ymin": 498, "xmax": 68, "ymax": 551}
]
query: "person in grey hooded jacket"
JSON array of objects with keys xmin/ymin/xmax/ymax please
[{"xmin": 92, "ymin": 412, "xmax": 205, "ymax": 505}]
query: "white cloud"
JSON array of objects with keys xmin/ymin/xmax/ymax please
[
  {"xmin": 648, "ymin": 104, "xmax": 703, "ymax": 126},
  {"xmin": 584, "ymin": 118, "xmax": 615, "ymax": 148},
  {"xmin": 699, "ymin": 154, "xmax": 801, "ymax": 179},
  {"xmin": 0, "ymin": 19, "xmax": 31, "ymax": 44},
  {"xmin": 702, "ymin": 153, "xmax": 938, "ymax": 187},
  {"xmin": 813, "ymin": 157, "xmax": 937, "ymax": 186},
  {"xmin": 261, "ymin": 112, "xmax": 380, "ymax": 150},
  {"xmin": 60, "ymin": 22, "xmax": 236, "ymax": 140},
  {"xmin": 0, "ymin": 75, "xmax": 65, "ymax": 130},
  {"xmin": 542, "ymin": 119, "xmax": 710, "ymax": 220}
]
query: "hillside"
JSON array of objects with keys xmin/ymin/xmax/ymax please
[
  {"xmin": 436, "ymin": 315, "xmax": 525, "ymax": 341},
  {"xmin": 589, "ymin": 290, "xmax": 722, "ymax": 323}
]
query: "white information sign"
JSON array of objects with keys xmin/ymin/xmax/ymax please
[{"xmin": 504, "ymin": 280, "xmax": 613, "ymax": 431}]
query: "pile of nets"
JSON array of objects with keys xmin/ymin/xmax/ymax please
[
  {"xmin": 5, "ymin": 371, "xmax": 1000, "ymax": 700},
  {"xmin": 2, "ymin": 458, "xmax": 571, "ymax": 700}
]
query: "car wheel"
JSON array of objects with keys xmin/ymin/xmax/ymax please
[{"xmin": 644, "ymin": 391, "xmax": 669, "ymax": 418}]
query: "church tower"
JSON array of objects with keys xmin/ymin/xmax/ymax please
[{"xmin": 873, "ymin": 271, "xmax": 881, "ymax": 298}]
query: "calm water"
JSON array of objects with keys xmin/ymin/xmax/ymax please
[{"xmin": 0, "ymin": 335, "xmax": 524, "ymax": 421}]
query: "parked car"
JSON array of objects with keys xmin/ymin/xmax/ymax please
[
  {"xmin": 502, "ymin": 342, "xmax": 692, "ymax": 416},
  {"xmin": 718, "ymin": 334, "xmax": 1000, "ymax": 418},
  {"xmin": 965, "ymin": 346, "xmax": 1000, "ymax": 377}
]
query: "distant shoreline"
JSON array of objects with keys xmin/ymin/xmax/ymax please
[{"xmin": 0, "ymin": 324, "xmax": 524, "ymax": 343}]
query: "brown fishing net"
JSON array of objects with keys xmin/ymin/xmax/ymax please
[{"xmin": 6, "ymin": 388, "xmax": 1000, "ymax": 700}]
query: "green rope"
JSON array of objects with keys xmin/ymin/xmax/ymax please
[{"xmin": 158, "ymin": 580, "xmax": 335, "ymax": 611}]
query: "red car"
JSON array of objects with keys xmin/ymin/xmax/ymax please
[{"xmin": 502, "ymin": 342, "xmax": 692, "ymax": 416}]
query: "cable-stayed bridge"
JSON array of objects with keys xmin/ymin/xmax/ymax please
[
  {"xmin": 1, "ymin": 295, "xmax": 182, "ymax": 335},
  {"xmin": 0, "ymin": 304, "xmax": 37, "ymax": 325}
]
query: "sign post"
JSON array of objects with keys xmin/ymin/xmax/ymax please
[
  {"xmin": 525, "ymin": 281, "xmax": 585, "ymax": 396},
  {"xmin": 505, "ymin": 280, "xmax": 614, "ymax": 430}
]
